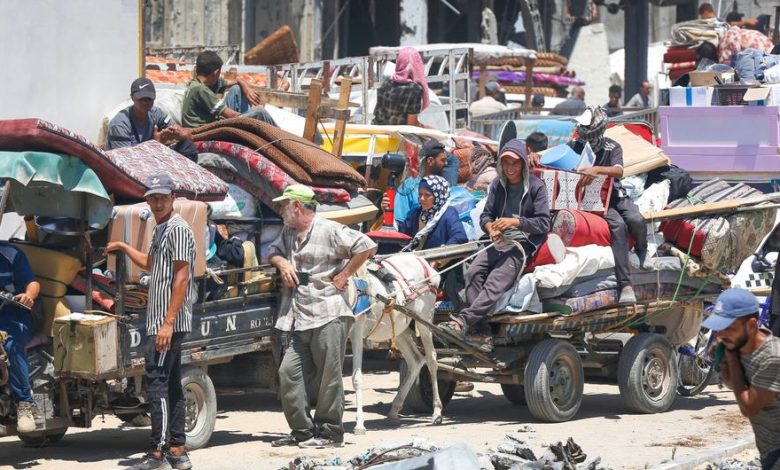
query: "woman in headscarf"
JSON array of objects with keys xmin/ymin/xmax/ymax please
[
  {"xmin": 397, "ymin": 175, "xmax": 467, "ymax": 252},
  {"xmin": 373, "ymin": 47, "xmax": 430, "ymax": 126}
]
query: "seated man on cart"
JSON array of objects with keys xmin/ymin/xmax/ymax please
[
  {"xmin": 0, "ymin": 243, "xmax": 41, "ymax": 433},
  {"xmin": 439, "ymin": 139, "xmax": 550, "ymax": 352}
]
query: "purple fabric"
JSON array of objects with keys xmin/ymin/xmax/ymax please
[{"xmin": 471, "ymin": 71, "xmax": 586, "ymax": 87}]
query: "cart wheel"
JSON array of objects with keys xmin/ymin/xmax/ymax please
[
  {"xmin": 618, "ymin": 333, "xmax": 678, "ymax": 414},
  {"xmin": 399, "ymin": 361, "xmax": 456, "ymax": 414},
  {"xmin": 500, "ymin": 384, "xmax": 526, "ymax": 406},
  {"xmin": 182, "ymin": 366, "xmax": 217, "ymax": 450},
  {"xmin": 18, "ymin": 428, "xmax": 67, "ymax": 446},
  {"xmin": 524, "ymin": 339, "xmax": 584, "ymax": 422}
]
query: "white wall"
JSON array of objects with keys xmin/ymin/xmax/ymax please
[{"xmin": 0, "ymin": 0, "xmax": 141, "ymax": 142}]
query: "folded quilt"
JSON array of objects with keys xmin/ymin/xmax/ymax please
[
  {"xmin": 191, "ymin": 118, "xmax": 365, "ymax": 190},
  {"xmin": 196, "ymin": 141, "xmax": 351, "ymax": 204}
]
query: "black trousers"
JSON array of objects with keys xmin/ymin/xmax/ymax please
[
  {"xmin": 604, "ymin": 196, "xmax": 647, "ymax": 287},
  {"xmin": 145, "ymin": 332, "xmax": 186, "ymax": 451}
]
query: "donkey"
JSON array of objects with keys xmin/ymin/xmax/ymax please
[{"xmin": 348, "ymin": 253, "xmax": 443, "ymax": 434}]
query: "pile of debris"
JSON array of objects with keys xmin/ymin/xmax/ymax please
[
  {"xmin": 278, "ymin": 435, "xmax": 612, "ymax": 470},
  {"xmin": 705, "ymin": 458, "xmax": 762, "ymax": 470}
]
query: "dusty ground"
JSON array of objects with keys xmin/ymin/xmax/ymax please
[{"xmin": 0, "ymin": 360, "xmax": 753, "ymax": 470}]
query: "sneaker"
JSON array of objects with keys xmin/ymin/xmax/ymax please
[
  {"xmin": 129, "ymin": 453, "xmax": 172, "ymax": 470},
  {"xmin": 165, "ymin": 451, "xmax": 192, "ymax": 470},
  {"xmin": 271, "ymin": 434, "xmax": 301, "ymax": 447},
  {"xmin": 16, "ymin": 401, "xmax": 37, "ymax": 433},
  {"xmin": 298, "ymin": 436, "xmax": 345, "ymax": 449},
  {"xmin": 619, "ymin": 286, "xmax": 637, "ymax": 305}
]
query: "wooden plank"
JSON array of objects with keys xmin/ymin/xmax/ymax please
[
  {"xmin": 302, "ymin": 79, "xmax": 323, "ymax": 143},
  {"xmin": 250, "ymin": 86, "xmax": 358, "ymax": 110},
  {"xmin": 478, "ymin": 64, "xmax": 487, "ymax": 99},
  {"xmin": 490, "ymin": 312, "xmax": 561, "ymax": 324},
  {"xmin": 524, "ymin": 58, "xmax": 534, "ymax": 109},
  {"xmin": 642, "ymin": 194, "xmax": 780, "ymax": 222},
  {"xmin": 331, "ymin": 78, "xmax": 352, "ymax": 158}
]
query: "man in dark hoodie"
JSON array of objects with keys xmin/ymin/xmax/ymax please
[
  {"xmin": 439, "ymin": 139, "xmax": 550, "ymax": 352},
  {"xmin": 568, "ymin": 106, "xmax": 647, "ymax": 304}
]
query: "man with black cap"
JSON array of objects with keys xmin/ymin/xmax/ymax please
[
  {"xmin": 706, "ymin": 288, "xmax": 780, "ymax": 470},
  {"xmin": 381, "ymin": 139, "xmax": 459, "ymax": 225},
  {"xmin": 106, "ymin": 78, "xmax": 197, "ymax": 161},
  {"xmin": 568, "ymin": 106, "xmax": 646, "ymax": 304},
  {"xmin": 439, "ymin": 139, "xmax": 550, "ymax": 352},
  {"xmin": 107, "ymin": 174, "xmax": 195, "ymax": 470}
]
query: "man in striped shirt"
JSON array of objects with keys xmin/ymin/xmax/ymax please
[
  {"xmin": 707, "ymin": 289, "xmax": 780, "ymax": 470},
  {"xmin": 108, "ymin": 174, "xmax": 195, "ymax": 470},
  {"xmin": 268, "ymin": 185, "xmax": 376, "ymax": 449}
]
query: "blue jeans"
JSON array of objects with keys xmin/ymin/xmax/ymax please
[
  {"xmin": 0, "ymin": 312, "xmax": 34, "ymax": 403},
  {"xmin": 223, "ymin": 85, "xmax": 278, "ymax": 126}
]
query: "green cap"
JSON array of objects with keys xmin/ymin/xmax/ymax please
[{"xmin": 272, "ymin": 184, "xmax": 318, "ymax": 204}]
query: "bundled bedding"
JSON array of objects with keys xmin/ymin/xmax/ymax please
[{"xmin": 0, "ymin": 119, "xmax": 228, "ymax": 201}]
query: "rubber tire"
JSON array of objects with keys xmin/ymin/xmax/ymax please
[
  {"xmin": 500, "ymin": 384, "xmax": 527, "ymax": 406},
  {"xmin": 399, "ymin": 360, "xmax": 456, "ymax": 414},
  {"xmin": 677, "ymin": 329, "xmax": 715, "ymax": 397},
  {"xmin": 181, "ymin": 366, "xmax": 217, "ymax": 450},
  {"xmin": 18, "ymin": 428, "xmax": 67, "ymax": 446},
  {"xmin": 523, "ymin": 339, "xmax": 584, "ymax": 423},
  {"xmin": 618, "ymin": 333, "xmax": 678, "ymax": 414}
]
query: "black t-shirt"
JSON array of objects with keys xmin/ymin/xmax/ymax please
[{"xmin": 569, "ymin": 137, "xmax": 625, "ymax": 199}]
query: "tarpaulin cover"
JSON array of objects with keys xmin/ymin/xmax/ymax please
[
  {"xmin": 0, "ymin": 119, "xmax": 227, "ymax": 201},
  {"xmin": 195, "ymin": 141, "xmax": 351, "ymax": 204},
  {"xmin": 0, "ymin": 151, "xmax": 112, "ymax": 228},
  {"xmin": 191, "ymin": 118, "xmax": 365, "ymax": 191}
]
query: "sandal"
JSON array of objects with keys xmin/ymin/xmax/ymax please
[{"xmin": 438, "ymin": 318, "xmax": 466, "ymax": 339}]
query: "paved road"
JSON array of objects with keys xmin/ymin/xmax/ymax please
[{"xmin": 0, "ymin": 366, "xmax": 751, "ymax": 470}]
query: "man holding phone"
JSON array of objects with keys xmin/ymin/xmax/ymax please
[
  {"xmin": 107, "ymin": 174, "xmax": 195, "ymax": 470},
  {"xmin": 706, "ymin": 288, "xmax": 780, "ymax": 470},
  {"xmin": 268, "ymin": 185, "xmax": 376, "ymax": 448}
]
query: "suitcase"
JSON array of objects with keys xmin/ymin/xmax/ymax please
[{"xmin": 107, "ymin": 199, "xmax": 208, "ymax": 283}]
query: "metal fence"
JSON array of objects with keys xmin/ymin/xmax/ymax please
[
  {"xmin": 470, "ymin": 107, "xmax": 659, "ymax": 141},
  {"xmin": 267, "ymin": 47, "xmax": 472, "ymax": 133}
]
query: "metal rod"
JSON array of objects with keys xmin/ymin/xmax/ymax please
[{"xmin": 0, "ymin": 181, "xmax": 11, "ymax": 229}]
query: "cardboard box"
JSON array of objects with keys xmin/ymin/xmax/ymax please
[
  {"xmin": 743, "ymin": 87, "xmax": 771, "ymax": 106},
  {"xmin": 53, "ymin": 315, "xmax": 118, "ymax": 378},
  {"xmin": 689, "ymin": 71, "xmax": 719, "ymax": 86},
  {"xmin": 669, "ymin": 86, "xmax": 713, "ymax": 107}
]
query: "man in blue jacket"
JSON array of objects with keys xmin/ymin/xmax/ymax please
[{"xmin": 440, "ymin": 139, "xmax": 550, "ymax": 352}]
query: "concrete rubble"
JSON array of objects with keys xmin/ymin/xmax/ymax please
[
  {"xmin": 705, "ymin": 458, "xmax": 762, "ymax": 470},
  {"xmin": 278, "ymin": 434, "xmax": 613, "ymax": 470}
]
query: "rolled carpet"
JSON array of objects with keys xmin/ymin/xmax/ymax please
[{"xmin": 191, "ymin": 118, "xmax": 365, "ymax": 189}]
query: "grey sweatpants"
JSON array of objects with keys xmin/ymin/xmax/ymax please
[
  {"xmin": 604, "ymin": 197, "xmax": 647, "ymax": 287},
  {"xmin": 458, "ymin": 243, "xmax": 534, "ymax": 334},
  {"xmin": 278, "ymin": 317, "xmax": 352, "ymax": 442}
]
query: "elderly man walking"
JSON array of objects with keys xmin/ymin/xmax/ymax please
[{"xmin": 269, "ymin": 185, "xmax": 377, "ymax": 449}]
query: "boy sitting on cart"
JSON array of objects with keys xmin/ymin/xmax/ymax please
[{"xmin": 439, "ymin": 139, "xmax": 551, "ymax": 352}]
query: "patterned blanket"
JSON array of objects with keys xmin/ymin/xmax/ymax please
[
  {"xmin": 660, "ymin": 179, "xmax": 775, "ymax": 272},
  {"xmin": 0, "ymin": 118, "xmax": 227, "ymax": 201}
]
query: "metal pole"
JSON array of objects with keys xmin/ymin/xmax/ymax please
[
  {"xmin": 448, "ymin": 50, "xmax": 456, "ymax": 134},
  {"xmin": 624, "ymin": 0, "xmax": 649, "ymax": 100}
]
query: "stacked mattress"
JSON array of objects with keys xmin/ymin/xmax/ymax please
[{"xmin": 664, "ymin": 45, "xmax": 697, "ymax": 83}]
